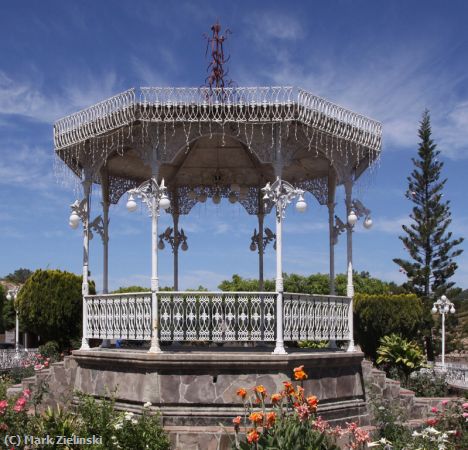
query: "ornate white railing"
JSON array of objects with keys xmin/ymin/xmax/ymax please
[
  {"xmin": 83, "ymin": 291, "xmax": 352, "ymax": 345},
  {"xmin": 283, "ymin": 293, "xmax": 351, "ymax": 341},
  {"xmin": 159, "ymin": 291, "xmax": 276, "ymax": 342},
  {"xmin": 435, "ymin": 362, "xmax": 468, "ymax": 389},
  {"xmin": 54, "ymin": 86, "xmax": 382, "ymax": 151},
  {"xmin": 84, "ymin": 292, "xmax": 152, "ymax": 340}
]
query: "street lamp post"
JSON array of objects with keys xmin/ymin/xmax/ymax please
[
  {"xmin": 262, "ymin": 177, "xmax": 307, "ymax": 354},
  {"xmin": 6, "ymin": 288, "xmax": 20, "ymax": 357},
  {"xmin": 126, "ymin": 178, "xmax": 171, "ymax": 353},
  {"xmin": 249, "ymin": 226, "xmax": 276, "ymax": 291},
  {"xmin": 431, "ymin": 295, "xmax": 456, "ymax": 369}
]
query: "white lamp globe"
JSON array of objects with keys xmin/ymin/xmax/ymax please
[
  {"xmin": 212, "ymin": 193, "xmax": 221, "ymax": 205},
  {"xmin": 444, "ymin": 305, "xmax": 450, "ymax": 313},
  {"xmin": 88, "ymin": 230, "xmax": 94, "ymax": 241},
  {"xmin": 250, "ymin": 242, "xmax": 257, "ymax": 252},
  {"xmin": 181, "ymin": 241, "xmax": 188, "ymax": 251},
  {"xmin": 69, "ymin": 212, "xmax": 80, "ymax": 229},
  {"xmin": 126, "ymin": 195, "xmax": 138, "ymax": 212},
  {"xmin": 450, "ymin": 306, "xmax": 456, "ymax": 314},
  {"xmin": 431, "ymin": 306, "xmax": 437, "ymax": 314},
  {"xmin": 295, "ymin": 195, "xmax": 307, "ymax": 213},
  {"xmin": 347, "ymin": 211, "xmax": 358, "ymax": 226},
  {"xmin": 363, "ymin": 217, "xmax": 373, "ymax": 229},
  {"xmin": 441, "ymin": 295, "xmax": 447, "ymax": 302},
  {"xmin": 158, "ymin": 240, "xmax": 165, "ymax": 250},
  {"xmin": 159, "ymin": 194, "xmax": 171, "ymax": 210},
  {"xmin": 6, "ymin": 293, "xmax": 12, "ymax": 301},
  {"xmin": 197, "ymin": 192, "xmax": 207, "ymax": 203}
]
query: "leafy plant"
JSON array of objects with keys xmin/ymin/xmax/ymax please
[
  {"xmin": 376, "ymin": 334, "xmax": 426, "ymax": 382},
  {"xmin": 38, "ymin": 340, "xmax": 61, "ymax": 362},
  {"xmin": 407, "ymin": 369, "xmax": 449, "ymax": 397}
]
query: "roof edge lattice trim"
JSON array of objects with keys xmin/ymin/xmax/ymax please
[{"xmin": 54, "ymin": 86, "xmax": 382, "ymax": 152}]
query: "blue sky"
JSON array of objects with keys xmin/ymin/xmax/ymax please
[{"xmin": 1, "ymin": 1, "xmax": 468, "ymax": 291}]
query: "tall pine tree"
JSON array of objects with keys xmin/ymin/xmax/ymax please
[{"xmin": 394, "ymin": 110, "xmax": 463, "ymax": 299}]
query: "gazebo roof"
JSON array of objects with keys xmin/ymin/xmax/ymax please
[{"xmin": 54, "ymin": 86, "xmax": 382, "ymax": 213}]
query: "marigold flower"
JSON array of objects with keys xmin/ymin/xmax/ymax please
[
  {"xmin": 249, "ymin": 412, "xmax": 264, "ymax": 425},
  {"xmin": 236, "ymin": 388, "xmax": 247, "ymax": 399},
  {"xmin": 266, "ymin": 411, "xmax": 276, "ymax": 426},
  {"xmin": 307, "ymin": 395, "xmax": 318, "ymax": 411},
  {"xmin": 271, "ymin": 393, "xmax": 282, "ymax": 404},
  {"xmin": 254, "ymin": 385, "xmax": 267, "ymax": 398},
  {"xmin": 232, "ymin": 415, "xmax": 242, "ymax": 430},
  {"xmin": 282, "ymin": 381, "xmax": 295, "ymax": 394},
  {"xmin": 247, "ymin": 429, "xmax": 260, "ymax": 443},
  {"xmin": 293, "ymin": 365, "xmax": 308, "ymax": 381}
]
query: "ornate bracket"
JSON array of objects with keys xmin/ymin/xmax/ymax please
[
  {"xmin": 127, "ymin": 178, "xmax": 169, "ymax": 217},
  {"xmin": 250, "ymin": 227, "xmax": 276, "ymax": 252},
  {"xmin": 261, "ymin": 177, "xmax": 306, "ymax": 220},
  {"xmin": 333, "ymin": 198, "xmax": 372, "ymax": 245},
  {"xmin": 70, "ymin": 200, "xmax": 107, "ymax": 242},
  {"xmin": 158, "ymin": 227, "xmax": 189, "ymax": 252}
]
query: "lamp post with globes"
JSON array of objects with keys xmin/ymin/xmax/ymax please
[
  {"xmin": 262, "ymin": 177, "xmax": 307, "ymax": 354},
  {"xmin": 6, "ymin": 288, "xmax": 20, "ymax": 357},
  {"xmin": 431, "ymin": 295, "xmax": 456, "ymax": 369},
  {"xmin": 126, "ymin": 178, "xmax": 171, "ymax": 353}
]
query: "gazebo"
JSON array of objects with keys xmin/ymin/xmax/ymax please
[
  {"xmin": 59, "ymin": 86, "xmax": 380, "ymax": 355},
  {"xmin": 55, "ymin": 83, "xmax": 381, "ymax": 441}
]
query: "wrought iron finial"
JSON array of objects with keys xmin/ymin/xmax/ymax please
[{"xmin": 204, "ymin": 20, "xmax": 232, "ymax": 90}]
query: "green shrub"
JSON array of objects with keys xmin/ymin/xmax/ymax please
[
  {"xmin": 38, "ymin": 341, "xmax": 61, "ymax": 362},
  {"xmin": 407, "ymin": 369, "xmax": 449, "ymax": 397},
  {"xmin": 354, "ymin": 293, "xmax": 425, "ymax": 359},
  {"xmin": 376, "ymin": 334, "xmax": 426, "ymax": 383},
  {"xmin": 16, "ymin": 269, "xmax": 95, "ymax": 348}
]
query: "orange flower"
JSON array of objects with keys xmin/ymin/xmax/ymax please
[
  {"xmin": 232, "ymin": 416, "xmax": 241, "ymax": 425},
  {"xmin": 282, "ymin": 381, "xmax": 295, "ymax": 394},
  {"xmin": 249, "ymin": 412, "xmax": 264, "ymax": 425},
  {"xmin": 271, "ymin": 393, "xmax": 282, "ymax": 404},
  {"xmin": 307, "ymin": 395, "xmax": 318, "ymax": 411},
  {"xmin": 254, "ymin": 385, "xmax": 267, "ymax": 398},
  {"xmin": 236, "ymin": 388, "xmax": 247, "ymax": 399},
  {"xmin": 266, "ymin": 411, "xmax": 276, "ymax": 426},
  {"xmin": 247, "ymin": 429, "xmax": 260, "ymax": 443},
  {"xmin": 295, "ymin": 386, "xmax": 305, "ymax": 400},
  {"xmin": 293, "ymin": 365, "xmax": 308, "ymax": 381}
]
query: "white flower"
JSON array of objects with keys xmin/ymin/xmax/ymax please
[
  {"xmin": 113, "ymin": 422, "xmax": 122, "ymax": 430},
  {"xmin": 124, "ymin": 412, "xmax": 134, "ymax": 421},
  {"xmin": 143, "ymin": 401, "xmax": 152, "ymax": 408},
  {"xmin": 131, "ymin": 418, "xmax": 138, "ymax": 424}
]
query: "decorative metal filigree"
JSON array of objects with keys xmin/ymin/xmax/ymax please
[
  {"xmin": 127, "ymin": 178, "xmax": 169, "ymax": 217},
  {"xmin": 332, "ymin": 198, "xmax": 372, "ymax": 244},
  {"xmin": 283, "ymin": 293, "xmax": 351, "ymax": 341},
  {"xmin": 204, "ymin": 21, "xmax": 232, "ymax": 90}
]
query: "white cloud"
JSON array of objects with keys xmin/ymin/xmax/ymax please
[{"xmin": 245, "ymin": 11, "xmax": 304, "ymax": 43}]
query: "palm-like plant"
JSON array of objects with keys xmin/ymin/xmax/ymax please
[{"xmin": 376, "ymin": 334, "xmax": 426, "ymax": 382}]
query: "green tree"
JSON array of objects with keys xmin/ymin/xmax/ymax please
[
  {"xmin": 393, "ymin": 111, "xmax": 463, "ymax": 299},
  {"xmin": 0, "ymin": 284, "xmax": 6, "ymax": 332},
  {"xmin": 16, "ymin": 269, "xmax": 95, "ymax": 347},
  {"xmin": 3, "ymin": 268, "xmax": 33, "ymax": 284}
]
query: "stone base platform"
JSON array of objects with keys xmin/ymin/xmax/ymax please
[{"xmin": 66, "ymin": 347, "xmax": 369, "ymax": 448}]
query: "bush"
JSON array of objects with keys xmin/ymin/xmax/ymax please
[
  {"xmin": 354, "ymin": 293, "xmax": 425, "ymax": 359},
  {"xmin": 376, "ymin": 334, "xmax": 426, "ymax": 383},
  {"xmin": 407, "ymin": 369, "xmax": 449, "ymax": 397},
  {"xmin": 16, "ymin": 269, "xmax": 95, "ymax": 348},
  {"xmin": 38, "ymin": 341, "xmax": 61, "ymax": 362}
]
